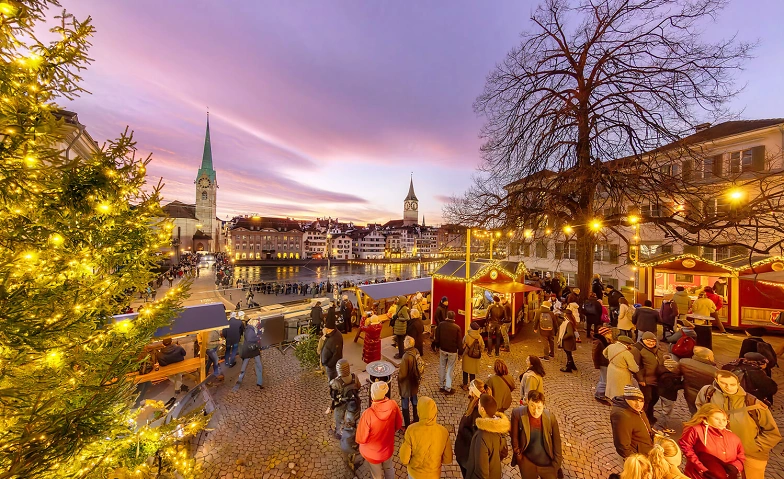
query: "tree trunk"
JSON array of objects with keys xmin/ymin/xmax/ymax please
[{"xmin": 575, "ymin": 227, "xmax": 595, "ymax": 301}]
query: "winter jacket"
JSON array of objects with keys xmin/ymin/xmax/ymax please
[
  {"xmin": 464, "ymin": 413, "xmax": 511, "ymax": 479},
  {"xmin": 632, "ymin": 306, "xmax": 660, "ymax": 333},
  {"xmin": 558, "ymin": 320, "xmax": 577, "ymax": 352},
  {"xmin": 310, "ymin": 305, "xmax": 323, "ymax": 328},
  {"xmin": 607, "ymin": 289, "xmax": 624, "ymax": 308},
  {"xmin": 485, "ymin": 303, "xmax": 506, "ymax": 328},
  {"xmin": 617, "ymin": 304, "xmax": 634, "ymax": 331},
  {"xmin": 435, "ymin": 319, "xmax": 462, "ymax": 353},
  {"xmin": 406, "ymin": 316, "xmax": 425, "ymax": 354},
  {"xmin": 320, "ymin": 329, "xmax": 343, "ymax": 369},
  {"xmin": 677, "ymin": 357, "xmax": 717, "ymax": 412},
  {"xmin": 156, "ymin": 343, "xmax": 186, "ymax": 366},
  {"xmin": 510, "ymin": 406, "xmax": 563, "ymax": 470},
  {"xmin": 679, "ymin": 423, "xmax": 744, "ymax": 478},
  {"xmin": 393, "ymin": 302, "xmax": 411, "ymax": 336},
  {"xmin": 240, "ymin": 324, "xmax": 262, "ymax": 359},
  {"xmin": 705, "ymin": 291, "xmax": 723, "ymax": 311},
  {"xmin": 721, "ymin": 360, "xmax": 778, "ymax": 404},
  {"xmin": 671, "ymin": 291, "xmax": 691, "ymax": 317},
  {"xmin": 690, "ymin": 298, "xmax": 716, "ymax": 317},
  {"xmin": 582, "ymin": 298, "xmax": 603, "ymax": 325},
  {"xmin": 592, "ymin": 336, "xmax": 611, "ymax": 369},
  {"xmin": 633, "ymin": 343, "xmax": 665, "ymax": 386},
  {"xmin": 610, "ymin": 397, "xmax": 654, "ymax": 458},
  {"xmin": 534, "ymin": 307, "xmax": 557, "ymax": 337},
  {"xmin": 592, "ymin": 279, "xmax": 605, "ymax": 300},
  {"xmin": 696, "ymin": 382, "xmax": 782, "ymax": 460},
  {"xmin": 604, "ymin": 342, "xmax": 640, "ymax": 399},
  {"xmin": 356, "ymin": 397, "xmax": 403, "ymax": 464},
  {"xmin": 486, "ymin": 374, "xmax": 515, "ymax": 412},
  {"xmin": 398, "ymin": 347, "xmax": 420, "ymax": 398},
  {"xmin": 434, "ymin": 303, "xmax": 448, "ymax": 326},
  {"xmin": 399, "ymin": 397, "xmax": 453, "ymax": 479},
  {"xmin": 462, "ymin": 330, "xmax": 485, "ymax": 375},
  {"xmin": 520, "ymin": 370, "xmax": 544, "ymax": 400},
  {"xmin": 455, "ymin": 403, "xmax": 481, "ymax": 469},
  {"xmin": 222, "ymin": 318, "xmax": 245, "ymax": 346}
]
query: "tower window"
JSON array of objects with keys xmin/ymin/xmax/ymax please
[{"xmin": 201, "ymin": 192, "xmax": 207, "ymax": 200}]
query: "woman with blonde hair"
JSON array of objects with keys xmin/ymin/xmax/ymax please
[
  {"xmin": 648, "ymin": 436, "xmax": 688, "ymax": 479},
  {"xmin": 679, "ymin": 404, "xmax": 744, "ymax": 479},
  {"xmin": 620, "ymin": 453, "xmax": 653, "ymax": 479}
]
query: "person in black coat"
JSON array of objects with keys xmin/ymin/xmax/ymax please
[
  {"xmin": 310, "ymin": 301, "xmax": 324, "ymax": 334},
  {"xmin": 326, "ymin": 301, "xmax": 338, "ymax": 332},
  {"xmin": 407, "ymin": 308, "xmax": 425, "ymax": 356},
  {"xmin": 722, "ymin": 352, "xmax": 778, "ymax": 404},
  {"xmin": 434, "ymin": 297, "xmax": 449, "ymax": 326},
  {"xmin": 321, "ymin": 314, "xmax": 344, "ymax": 381},
  {"xmin": 222, "ymin": 312, "xmax": 245, "ymax": 368},
  {"xmin": 592, "ymin": 275, "xmax": 604, "ymax": 300},
  {"xmin": 582, "ymin": 293, "xmax": 603, "ymax": 339}
]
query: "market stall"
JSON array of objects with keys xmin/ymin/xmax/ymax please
[
  {"xmin": 638, "ymin": 253, "xmax": 784, "ymax": 330},
  {"xmin": 431, "ymin": 259, "xmax": 539, "ymax": 335}
]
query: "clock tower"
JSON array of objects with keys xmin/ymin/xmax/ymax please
[
  {"xmin": 195, "ymin": 114, "xmax": 217, "ymax": 249},
  {"xmin": 403, "ymin": 175, "xmax": 419, "ymax": 226}
]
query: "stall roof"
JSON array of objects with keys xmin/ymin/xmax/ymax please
[
  {"xmin": 474, "ymin": 282, "xmax": 541, "ymax": 294},
  {"xmin": 639, "ymin": 253, "xmax": 784, "ymax": 273},
  {"xmin": 433, "ymin": 259, "xmax": 522, "ymax": 281},
  {"xmin": 114, "ymin": 302, "xmax": 227, "ymax": 337},
  {"xmin": 740, "ymin": 271, "xmax": 784, "ymax": 283},
  {"xmin": 357, "ymin": 277, "xmax": 432, "ymax": 300}
]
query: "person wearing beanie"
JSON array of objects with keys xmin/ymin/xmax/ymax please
[
  {"xmin": 534, "ymin": 300, "xmax": 557, "ymax": 360},
  {"xmin": 434, "ymin": 310, "xmax": 461, "ymax": 394},
  {"xmin": 720, "ymin": 352, "xmax": 778, "ymax": 405},
  {"xmin": 485, "ymin": 295, "xmax": 506, "ymax": 357},
  {"xmin": 603, "ymin": 335, "xmax": 640, "ymax": 402},
  {"xmin": 631, "ymin": 332, "xmax": 666, "ymax": 424},
  {"xmin": 610, "ymin": 385, "xmax": 654, "ymax": 458},
  {"xmin": 677, "ymin": 346, "xmax": 718, "ymax": 414},
  {"xmin": 356, "ymin": 380, "xmax": 403, "ymax": 479},
  {"xmin": 310, "ymin": 300, "xmax": 324, "ymax": 334},
  {"xmin": 393, "ymin": 296, "xmax": 411, "ymax": 360},
  {"xmin": 632, "ymin": 300, "xmax": 661, "ymax": 337},
  {"xmin": 461, "ymin": 321, "xmax": 486, "ymax": 391},
  {"xmin": 320, "ymin": 318, "xmax": 344, "ymax": 381},
  {"xmin": 464, "ymin": 394, "xmax": 511, "ymax": 479},
  {"xmin": 407, "ymin": 307, "xmax": 425, "ymax": 356},
  {"xmin": 696, "ymin": 370, "xmax": 781, "ymax": 478},
  {"xmin": 398, "ymin": 336, "xmax": 421, "ymax": 428},
  {"xmin": 329, "ymin": 359, "xmax": 361, "ymax": 440},
  {"xmin": 434, "ymin": 296, "xmax": 449, "ymax": 327},
  {"xmin": 593, "ymin": 326, "xmax": 614, "ymax": 403},
  {"xmin": 399, "ymin": 396, "xmax": 453, "ymax": 479}
]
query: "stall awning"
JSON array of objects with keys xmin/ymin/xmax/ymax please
[
  {"xmin": 357, "ymin": 277, "xmax": 432, "ymax": 300},
  {"xmin": 740, "ymin": 271, "xmax": 784, "ymax": 283},
  {"xmin": 114, "ymin": 302, "xmax": 227, "ymax": 337},
  {"xmin": 474, "ymin": 282, "xmax": 541, "ymax": 294}
]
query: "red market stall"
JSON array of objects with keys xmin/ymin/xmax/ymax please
[
  {"xmin": 430, "ymin": 259, "xmax": 540, "ymax": 335},
  {"xmin": 638, "ymin": 253, "xmax": 784, "ymax": 330}
]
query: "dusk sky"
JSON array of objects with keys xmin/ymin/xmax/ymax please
[{"xmin": 60, "ymin": 0, "xmax": 784, "ymax": 225}]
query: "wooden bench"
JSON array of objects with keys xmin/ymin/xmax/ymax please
[{"xmin": 132, "ymin": 357, "xmax": 202, "ymax": 384}]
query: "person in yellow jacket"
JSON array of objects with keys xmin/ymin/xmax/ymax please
[{"xmin": 399, "ymin": 396, "xmax": 453, "ymax": 478}]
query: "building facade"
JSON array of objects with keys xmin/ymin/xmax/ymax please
[{"xmin": 229, "ymin": 216, "xmax": 304, "ymax": 260}]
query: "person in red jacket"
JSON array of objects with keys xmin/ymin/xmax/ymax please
[
  {"xmin": 702, "ymin": 287, "xmax": 727, "ymax": 334},
  {"xmin": 356, "ymin": 381, "xmax": 403, "ymax": 479},
  {"xmin": 679, "ymin": 403, "xmax": 744, "ymax": 479}
]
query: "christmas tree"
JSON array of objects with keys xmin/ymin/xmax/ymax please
[{"xmin": 0, "ymin": 2, "xmax": 204, "ymax": 478}]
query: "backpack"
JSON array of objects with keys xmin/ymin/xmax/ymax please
[
  {"xmin": 660, "ymin": 301, "xmax": 678, "ymax": 326},
  {"xmin": 539, "ymin": 312, "xmax": 554, "ymax": 331},
  {"xmin": 753, "ymin": 341, "xmax": 778, "ymax": 369},
  {"xmin": 413, "ymin": 351, "xmax": 425, "ymax": 379},
  {"xmin": 703, "ymin": 384, "xmax": 760, "ymax": 422},
  {"xmin": 671, "ymin": 334, "xmax": 696, "ymax": 358},
  {"xmin": 467, "ymin": 336, "xmax": 482, "ymax": 359}
]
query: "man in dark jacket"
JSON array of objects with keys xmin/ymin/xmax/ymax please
[
  {"xmin": 722, "ymin": 352, "xmax": 778, "ymax": 405},
  {"xmin": 591, "ymin": 274, "xmax": 604, "ymax": 300},
  {"xmin": 156, "ymin": 338, "xmax": 188, "ymax": 393},
  {"xmin": 406, "ymin": 308, "xmax": 425, "ymax": 356},
  {"xmin": 605, "ymin": 285, "xmax": 624, "ymax": 327},
  {"xmin": 339, "ymin": 295, "xmax": 353, "ymax": 334},
  {"xmin": 398, "ymin": 336, "xmax": 420, "ymax": 427},
  {"xmin": 511, "ymin": 390, "xmax": 562, "ymax": 479},
  {"xmin": 675, "ymin": 346, "xmax": 717, "ymax": 414},
  {"xmin": 500, "ymin": 296, "xmax": 513, "ymax": 352},
  {"xmin": 610, "ymin": 385, "xmax": 653, "ymax": 458},
  {"xmin": 321, "ymin": 315, "xmax": 344, "ymax": 381},
  {"xmin": 485, "ymin": 296, "xmax": 506, "ymax": 357},
  {"xmin": 592, "ymin": 327, "xmax": 612, "ymax": 403},
  {"xmin": 434, "ymin": 296, "xmax": 449, "ymax": 326},
  {"xmin": 222, "ymin": 311, "xmax": 244, "ymax": 368},
  {"xmin": 434, "ymin": 310, "xmax": 461, "ymax": 394},
  {"xmin": 310, "ymin": 301, "xmax": 324, "ymax": 334},
  {"xmin": 464, "ymin": 394, "xmax": 511, "ymax": 479},
  {"xmin": 632, "ymin": 300, "xmax": 660, "ymax": 336},
  {"xmin": 631, "ymin": 332, "xmax": 666, "ymax": 423}
]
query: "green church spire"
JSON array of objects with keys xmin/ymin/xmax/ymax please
[{"xmin": 196, "ymin": 113, "xmax": 216, "ymax": 182}]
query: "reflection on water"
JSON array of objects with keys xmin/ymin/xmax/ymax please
[{"xmin": 233, "ymin": 262, "xmax": 443, "ymax": 283}]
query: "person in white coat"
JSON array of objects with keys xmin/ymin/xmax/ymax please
[
  {"xmin": 617, "ymin": 297, "xmax": 635, "ymax": 340},
  {"xmin": 604, "ymin": 335, "xmax": 640, "ymax": 399}
]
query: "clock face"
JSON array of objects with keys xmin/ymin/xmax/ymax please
[
  {"xmin": 198, "ymin": 177, "xmax": 211, "ymax": 188},
  {"xmin": 405, "ymin": 201, "xmax": 417, "ymax": 211}
]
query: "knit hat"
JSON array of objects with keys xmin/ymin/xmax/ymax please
[
  {"xmin": 623, "ymin": 385, "xmax": 645, "ymax": 400},
  {"xmin": 664, "ymin": 358, "xmax": 678, "ymax": 371},
  {"xmin": 404, "ymin": 336, "xmax": 415, "ymax": 349},
  {"xmin": 692, "ymin": 346, "xmax": 715, "ymax": 363},
  {"xmin": 470, "ymin": 321, "xmax": 480, "ymax": 331},
  {"xmin": 441, "ymin": 296, "xmax": 448, "ymax": 304},
  {"xmin": 493, "ymin": 295, "xmax": 500, "ymax": 302},
  {"xmin": 744, "ymin": 352, "xmax": 767, "ymax": 362},
  {"xmin": 336, "ymin": 359, "xmax": 351, "ymax": 379},
  {"xmin": 641, "ymin": 331, "xmax": 657, "ymax": 341},
  {"xmin": 617, "ymin": 335, "xmax": 634, "ymax": 345},
  {"xmin": 598, "ymin": 326, "xmax": 612, "ymax": 337},
  {"xmin": 371, "ymin": 381, "xmax": 389, "ymax": 401},
  {"xmin": 324, "ymin": 314, "xmax": 336, "ymax": 330}
]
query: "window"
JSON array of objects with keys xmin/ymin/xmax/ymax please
[
  {"xmin": 605, "ymin": 278, "xmax": 619, "ymax": 289},
  {"xmin": 556, "ymin": 242, "xmax": 577, "ymax": 260},
  {"xmin": 660, "ymin": 163, "xmax": 680, "ymax": 176},
  {"xmin": 563, "ymin": 272, "xmax": 577, "ymax": 286},
  {"xmin": 706, "ymin": 198, "xmax": 729, "ymax": 217},
  {"xmin": 675, "ymin": 274, "xmax": 694, "ymax": 282},
  {"xmin": 641, "ymin": 203, "xmax": 662, "ymax": 218},
  {"xmin": 729, "ymin": 147, "xmax": 766, "ymax": 173},
  {"xmin": 716, "ymin": 246, "xmax": 730, "ymax": 261},
  {"xmin": 201, "ymin": 192, "xmax": 207, "ymax": 200},
  {"xmin": 595, "ymin": 244, "xmax": 620, "ymax": 264},
  {"xmin": 535, "ymin": 241, "xmax": 548, "ymax": 259},
  {"xmin": 521, "ymin": 243, "xmax": 531, "ymax": 257}
]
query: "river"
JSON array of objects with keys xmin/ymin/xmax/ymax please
[{"xmin": 232, "ymin": 261, "xmax": 443, "ymax": 284}]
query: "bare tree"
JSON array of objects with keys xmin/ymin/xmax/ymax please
[{"xmin": 446, "ymin": 0, "xmax": 784, "ymax": 293}]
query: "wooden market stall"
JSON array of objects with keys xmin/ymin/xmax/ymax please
[
  {"xmin": 638, "ymin": 253, "xmax": 784, "ymax": 330},
  {"xmin": 430, "ymin": 259, "xmax": 540, "ymax": 335}
]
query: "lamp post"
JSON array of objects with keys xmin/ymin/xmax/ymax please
[{"xmin": 326, "ymin": 233, "xmax": 332, "ymax": 281}]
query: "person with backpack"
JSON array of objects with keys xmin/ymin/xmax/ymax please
[
  {"xmin": 511, "ymin": 390, "xmax": 563, "ymax": 479},
  {"xmin": 434, "ymin": 310, "xmax": 461, "ymax": 395},
  {"xmin": 582, "ymin": 293, "xmax": 603, "ymax": 339},
  {"xmin": 604, "ymin": 335, "xmax": 640, "ymax": 400},
  {"xmin": 557, "ymin": 309, "xmax": 578, "ymax": 373},
  {"xmin": 593, "ymin": 326, "xmax": 614, "ymax": 404},
  {"xmin": 464, "ymin": 394, "xmax": 511, "ymax": 479},
  {"xmin": 461, "ymin": 321, "xmax": 486, "ymax": 391},
  {"xmin": 739, "ymin": 333, "xmax": 778, "ymax": 377},
  {"xmin": 534, "ymin": 300, "xmax": 557, "ymax": 360},
  {"xmin": 722, "ymin": 352, "xmax": 778, "ymax": 405},
  {"xmin": 398, "ymin": 336, "xmax": 422, "ymax": 429},
  {"xmin": 659, "ymin": 300, "xmax": 678, "ymax": 341},
  {"xmin": 398, "ymin": 396, "xmax": 453, "ymax": 479},
  {"xmin": 485, "ymin": 295, "xmax": 506, "ymax": 357},
  {"xmin": 330, "ymin": 359, "xmax": 361, "ymax": 440},
  {"xmin": 486, "ymin": 358, "xmax": 515, "ymax": 413},
  {"xmin": 696, "ymin": 370, "xmax": 781, "ymax": 479},
  {"xmin": 679, "ymin": 404, "xmax": 744, "ymax": 479},
  {"xmin": 520, "ymin": 355, "xmax": 546, "ymax": 401},
  {"xmin": 674, "ymin": 346, "xmax": 717, "ymax": 414},
  {"xmin": 393, "ymin": 296, "xmax": 411, "ymax": 360}
]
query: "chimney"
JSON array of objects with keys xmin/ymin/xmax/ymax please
[{"xmin": 695, "ymin": 122, "xmax": 712, "ymax": 133}]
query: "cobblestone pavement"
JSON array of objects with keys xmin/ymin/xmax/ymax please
[{"xmin": 192, "ymin": 317, "xmax": 784, "ymax": 479}]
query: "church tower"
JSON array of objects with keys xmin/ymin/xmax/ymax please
[
  {"xmin": 195, "ymin": 114, "xmax": 218, "ymax": 249},
  {"xmin": 403, "ymin": 175, "xmax": 419, "ymax": 226}
]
